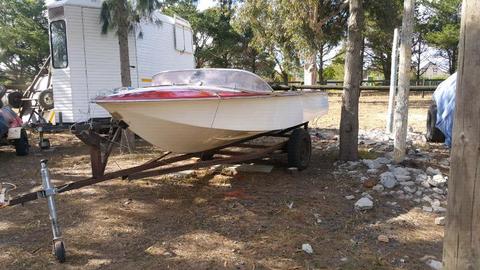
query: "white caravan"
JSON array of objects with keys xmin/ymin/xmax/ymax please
[{"xmin": 46, "ymin": 0, "xmax": 195, "ymax": 123}]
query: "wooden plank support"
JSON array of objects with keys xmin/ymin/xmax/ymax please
[
  {"xmin": 127, "ymin": 143, "xmax": 285, "ymax": 180},
  {"xmin": 443, "ymin": 0, "xmax": 480, "ymax": 268}
]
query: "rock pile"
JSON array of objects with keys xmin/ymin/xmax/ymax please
[{"xmin": 330, "ymin": 128, "xmax": 449, "ymax": 215}]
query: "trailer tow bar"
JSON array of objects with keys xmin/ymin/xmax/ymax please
[{"xmin": 39, "ymin": 159, "xmax": 66, "ymax": 263}]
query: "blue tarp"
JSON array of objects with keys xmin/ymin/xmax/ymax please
[{"xmin": 432, "ymin": 73, "xmax": 457, "ymax": 147}]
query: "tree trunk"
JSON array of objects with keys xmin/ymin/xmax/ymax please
[
  {"xmin": 282, "ymin": 72, "xmax": 289, "ymax": 85},
  {"xmin": 304, "ymin": 54, "xmax": 317, "ymax": 86},
  {"xmin": 416, "ymin": 35, "xmax": 422, "ymax": 83},
  {"xmin": 339, "ymin": 0, "xmax": 364, "ymax": 161},
  {"xmin": 318, "ymin": 47, "xmax": 324, "ymax": 85},
  {"xmin": 116, "ymin": 1, "xmax": 135, "ymax": 153},
  {"xmin": 393, "ymin": 0, "xmax": 414, "ymax": 164},
  {"xmin": 443, "ymin": 1, "xmax": 480, "ymax": 268},
  {"xmin": 386, "ymin": 28, "xmax": 399, "ymax": 134}
]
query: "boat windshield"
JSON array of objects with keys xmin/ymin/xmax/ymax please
[{"xmin": 152, "ymin": 69, "xmax": 272, "ymax": 92}]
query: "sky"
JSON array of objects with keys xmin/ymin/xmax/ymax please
[{"xmin": 197, "ymin": 0, "xmax": 216, "ymax": 11}]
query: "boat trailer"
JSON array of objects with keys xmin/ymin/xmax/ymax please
[{"xmin": 0, "ymin": 122, "xmax": 312, "ymax": 263}]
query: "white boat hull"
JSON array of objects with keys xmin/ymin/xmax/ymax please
[{"xmin": 99, "ymin": 91, "xmax": 328, "ymax": 153}]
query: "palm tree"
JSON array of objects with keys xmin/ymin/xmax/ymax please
[{"xmin": 100, "ymin": 0, "xmax": 162, "ymax": 151}]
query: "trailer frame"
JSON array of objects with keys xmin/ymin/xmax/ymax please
[{"xmin": 0, "ymin": 121, "xmax": 311, "ymax": 262}]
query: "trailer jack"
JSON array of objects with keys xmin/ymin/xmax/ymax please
[{"xmin": 39, "ymin": 159, "xmax": 66, "ymax": 263}]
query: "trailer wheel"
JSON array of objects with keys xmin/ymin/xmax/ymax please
[
  {"xmin": 14, "ymin": 129, "xmax": 29, "ymax": 156},
  {"xmin": 38, "ymin": 89, "xmax": 54, "ymax": 110},
  {"xmin": 287, "ymin": 128, "xmax": 311, "ymax": 170},
  {"xmin": 7, "ymin": 91, "xmax": 22, "ymax": 108},
  {"xmin": 426, "ymin": 101, "xmax": 445, "ymax": 143},
  {"xmin": 53, "ymin": 240, "xmax": 66, "ymax": 263},
  {"xmin": 200, "ymin": 151, "xmax": 215, "ymax": 161}
]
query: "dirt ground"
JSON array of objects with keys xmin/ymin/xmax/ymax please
[{"xmin": 0, "ymin": 92, "xmax": 446, "ymax": 270}]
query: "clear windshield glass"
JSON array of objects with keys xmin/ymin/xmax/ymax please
[{"xmin": 152, "ymin": 69, "xmax": 272, "ymax": 92}]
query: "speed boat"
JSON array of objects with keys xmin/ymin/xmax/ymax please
[{"xmin": 95, "ymin": 69, "xmax": 328, "ymax": 153}]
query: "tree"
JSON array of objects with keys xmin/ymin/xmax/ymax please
[
  {"xmin": 0, "ymin": 0, "xmax": 49, "ymax": 89},
  {"xmin": 443, "ymin": 0, "xmax": 480, "ymax": 268},
  {"xmin": 339, "ymin": 0, "xmax": 364, "ymax": 161},
  {"xmin": 281, "ymin": 0, "xmax": 348, "ymax": 84},
  {"xmin": 421, "ymin": 0, "xmax": 461, "ymax": 74},
  {"xmin": 393, "ymin": 0, "xmax": 415, "ymax": 164},
  {"xmin": 363, "ymin": 0, "xmax": 403, "ymax": 82},
  {"xmin": 237, "ymin": 0, "xmax": 301, "ymax": 83},
  {"xmin": 100, "ymin": 0, "xmax": 162, "ymax": 152}
]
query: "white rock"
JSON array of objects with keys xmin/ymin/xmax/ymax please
[
  {"xmin": 362, "ymin": 159, "xmax": 383, "ymax": 170},
  {"xmin": 433, "ymin": 194, "xmax": 446, "ymax": 201},
  {"xmin": 403, "ymin": 186, "xmax": 417, "ymax": 194},
  {"xmin": 399, "ymin": 181, "xmax": 416, "ymax": 186},
  {"xmin": 367, "ymin": 169, "xmax": 379, "ymax": 174},
  {"xmin": 386, "ymin": 201, "xmax": 398, "ymax": 206},
  {"xmin": 407, "ymin": 167, "xmax": 424, "ymax": 174},
  {"xmin": 347, "ymin": 161, "xmax": 361, "ymax": 169},
  {"xmin": 361, "ymin": 192, "xmax": 373, "ymax": 200},
  {"xmin": 302, "ymin": 243, "xmax": 314, "ymax": 254},
  {"xmin": 435, "ymin": 217, "xmax": 446, "ymax": 226},
  {"xmin": 354, "ymin": 197, "xmax": 374, "ymax": 210},
  {"xmin": 233, "ymin": 164, "xmax": 274, "ymax": 173},
  {"xmin": 376, "ymin": 157, "xmax": 392, "ymax": 164},
  {"xmin": 431, "ymin": 199, "xmax": 441, "ymax": 207},
  {"xmin": 422, "ymin": 195, "xmax": 433, "ymax": 203},
  {"xmin": 428, "ymin": 174, "xmax": 447, "ymax": 187},
  {"xmin": 415, "ymin": 190, "xmax": 423, "ymax": 196},
  {"xmin": 380, "ymin": 172, "xmax": 397, "ymax": 189},
  {"xmin": 373, "ymin": 184, "xmax": 384, "ymax": 192},
  {"xmin": 433, "ymin": 187, "xmax": 445, "ymax": 195},
  {"xmin": 345, "ymin": 195, "xmax": 355, "ymax": 200},
  {"xmin": 426, "ymin": 259, "xmax": 443, "ymax": 270},
  {"xmin": 421, "ymin": 180, "xmax": 432, "ymax": 188},
  {"xmin": 377, "ymin": 234, "xmax": 389, "ymax": 243},
  {"xmin": 433, "ymin": 205, "xmax": 447, "ymax": 213},
  {"xmin": 416, "ymin": 174, "xmax": 428, "ymax": 183},
  {"xmin": 426, "ymin": 167, "xmax": 442, "ymax": 176},
  {"xmin": 392, "ymin": 167, "xmax": 410, "ymax": 177},
  {"xmin": 395, "ymin": 175, "xmax": 412, "ymax": 182},
  {"xmin": 423, "ymin": 206, "xmax": 433, "ymax": 212},
  {"xmin": 439, "ymin": 158, "xmax": 450, "ymax": 167}
]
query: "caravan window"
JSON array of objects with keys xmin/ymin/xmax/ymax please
[{"xmin": 50, "ymin": 20, "xmax": 68, "ymax": 68}]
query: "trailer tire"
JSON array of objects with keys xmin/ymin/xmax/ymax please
[
  {"xmin": 200, "ymin": 151, "xmax": 215, "ymax": 161},
  {"xmin": 14, "ymin": 129, "xmax": 29, "ymax": 156},
  {"xmin": 426, "ymin": 102, "xmax": 445, "ymax": 143},
  {"xmin": 7, "ymin": 91, "xmax": 22, "ymax": 108},
  {"xmin": 287, "ymin": 128, "xmax": 311, "ymax": 170},
  {"xmin": 38, "ymin": 89, "xmax": 54, "ymax": 110}
]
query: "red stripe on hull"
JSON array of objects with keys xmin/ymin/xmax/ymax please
[{"xmin": 96, "ymin": 89, "xmax": 270, "ymax": 101}]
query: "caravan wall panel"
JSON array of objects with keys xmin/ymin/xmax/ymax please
[
  {"xmin": 136, "ymin": 16, "xmax": 195, "ymax": 88},
  {"xmin": 50, "ymin": 3, "xmax": 194, "ymax": 123}
]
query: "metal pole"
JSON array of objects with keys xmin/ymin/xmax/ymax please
[
  {"xmin": 386, "ymin": 28, "xmax": 399, "ymax": 134},
  {"xmin": 40, "ymin": 159, "xmax": 66, "ymax": 262}
]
